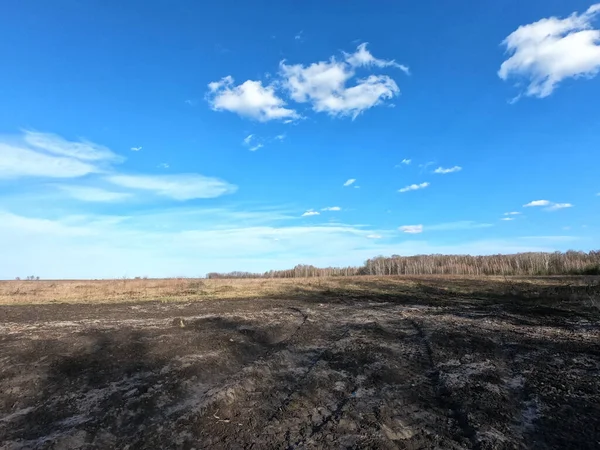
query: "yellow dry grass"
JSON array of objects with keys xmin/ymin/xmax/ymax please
[{"xmin": 0, "ymin": 275, "xmax": 579, "ymax": 306}]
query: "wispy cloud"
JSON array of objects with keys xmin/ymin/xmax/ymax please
[
  {"xmin": 343, "ymin": 178, "xmax": 356, "ymax": 187},
  {"xmin": 395, "ymin": 159, "xmax": 411, "ymax": 167},
  {"xmin": 367, "ymin": 234, "xmax": 382, "ymax": 239},
  {"xmin": 501, "ymin": 217, "xmax": 514, "ymax": 221},
  {"xmin": 398, "ymin": 182, "xmax": 429, "ymax": 193},
  {"xmin": 302, "ymin": 209, "xmax": 320, "ymax": 217},
  {"xmin": 499, "ymin": 4, "xmax": 600, "ymax": 98},
  {"xmin": 184, "ymin": 99, "xmax": 198, "ymax": 106},
  {"xmin": 158, "ymin": 163, "xmax": 170, "ymax": 169},
  {"xmin": 433, "ymin": 166, "xmax": 462, "ymax": 174},
  {"xmin": 131, "ymin": 146, "xmax": 142, "ymax": 152},
  {"xmin": 105, "ymin": 174, "xmax": 237, "ymax": 200},
  {"xmin": 504, "ymin": 211, "xmax": 521, "ymax": 216},
  {"xmin": 546, "ymin": 202, "xmax": 574, "ymax": 211},
  {"xmin": 249, "ymin": 144, "xmax": 263, "ymax": 152},
  {"xmin": 321, "ymin": 206, "xmax": 341, "ymax": 211},
  {"xmin": 427, "ymin": 221, "xmax": 493, "ymax": 231},
  {"xmin": 274, "ymin": 134, "xmax": 286, "ymax": 141},
  {"xmin": 56, "ymin": 186, "xmax": 133, "ymax": 202},
  {"xmin": 399, "ymin": 225, "xmax": 423, "ymax": 234},
  {"xmin": 206, "ymin": 76, "xmax": 299, "ymax": 122},
  {"xmin": 23, "ymin": 131, "xmax": 122, "ymax": 162},
  {"xmin": 243, "ymin": 134, "xmax": 254, "ymax": 145},
  {"xmin": 0, "ymin": 131, "xmax": 119, "ymax": 179}
]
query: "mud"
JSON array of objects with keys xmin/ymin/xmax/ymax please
[{"xmin": 1, "ymin": 280, "xmax": 599, "ymax": 449}]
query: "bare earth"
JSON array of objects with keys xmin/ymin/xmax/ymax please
[{"xmin": 0, "ymin": 276, "xmax": 599, "ymax": 449}]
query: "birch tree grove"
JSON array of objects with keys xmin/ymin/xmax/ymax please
[{"xmin": 206, "ymin": 250, "xmax": 600, "ymax": 278}]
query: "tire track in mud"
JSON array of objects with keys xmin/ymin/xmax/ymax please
[
  {"xmin": 267, "ymin": 325, "xmax": 350, "ymax": 423},
  {"xmin": 409, "ymin": 319, "xmax": 480, "ymax": 450}
]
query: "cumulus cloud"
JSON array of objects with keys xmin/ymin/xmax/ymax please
[
  {"xmin": 434, "ymin": 166, "xmax": 462, "ymax": 174},
  {"xmin": 499, "ymin": 4, "xmax": 600, "ymax": 98},
  {"xmin": 105, "ymin": 174, "xmax": 237, "ymax": 200},
  {"xmin": 280, "ymin": 43, "xmax": 407, "ymax": 119},
  {"xmin": 321, "ymin": 206, "xmax": 341, "ymax": 211},
  {"xmin": 399, "ymin": 225, "xmax": 423, "ymax": 234},
  {"xmin": 302, "ymin": 209, "xmax": 320, "ymax": 217},
  {"xmin": 524, "ymin": 200, "xmax": 552, "ymax": 207},
  {"xmin": 206, "ymin": 76, "xmax": 299, "ymax": 122},
  {"xmin": 398, "ymin": 182, "xmax": 429, "ymax": 193},
  {"xmin": 524, "ymin": 200, "xmax": 573, "ymax": 211},
  {"xmin": 343, "ymin": 178, "xmax": 356, "ymax": 187}
]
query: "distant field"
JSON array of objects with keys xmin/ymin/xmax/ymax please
[
  {"xmin": 1, "ymin": 276, "xmax": 599, "ymax": 448},
  {"xmin": 1, "ymin": 274, "xmax": 599, "ymax": 305}
]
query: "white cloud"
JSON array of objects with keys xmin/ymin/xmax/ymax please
[
  {"xmin": 499, "ymin": 4, "xmax": 600, "ymax": 98},
  {"xmin": 501, "ymin": 217, "xmax": 514, "ymax": 221},
  {"xmin": 274, "ymin": 134, "xmax": 286, "ymax": 141},
  {"xmin": 0, "ymin": 206, "xmax": 592, "ymax": 279},
  {"xmin": 131, "ymin": 146, "xmax": 142, "ymax": 152},
  {"xmin": 321, "ymin": 206, "xmax": 341, "ymax": 211},
  {"xmin": 249, "ymin": 144, "xmax": 263, "ymax": 152},
  {"xmin": 295, "ymin": 30, "xmax": 303, "ymax": 41},
  {"xmin": 0, "ymin": 142, "xmax": 98, "ymax": 179},
  {"xmin": 105, "ymin": 174, "xmax": 237, "ymax": 200},
  {"xmin": 401, "ymin": 158, "xmax": 411, "ymax": 165},
  {"xmin": 546, "ymin": 202, "xmax": 574, "ymax": 211},
  {"xmin": 243, "ymin": 134, "xmax": 254, "ymax": 145},
  {"xmin": 399, "ymin": 225, "xmax": 423, "ymax": 234},
  {"xmin": 434, "ymin": 166, "xmax": 462, "ymax": 174},
  {"xmin": 280, "ymin": 43, "xmax": 406, "ymax": 119},
  {"xmin": 23, "ymin": 131, "xmax": 122, "ymax": 162},
  {"xmin": 0, "ymin": 131, "xmax": 121, "ymax": 179},
  {"xmin": 427, "ymin": 221, "xmax": 493, "ymax": 231},
  {"xmin": 206, "ymin": 76, "xmax": 299, "ymax": 122},
  {"xmin": 504, "ymin": 211, "xmax": 521, "ymax": 215},
  {"xmin": 398, "ymin": 182, "xmax": 429, "ymax": 193},
  {"xmin": 524, "ymin": 200, "xmax": 551, "ymax": 207},
  {"xmin": 344, "ymin": 43, "xmax": 410, "ymax": 74},
  {"xmin": 302, "ymin": 210, "xmax": 320, "ymax": 217},
  {"xmin": 158, "ymin": 163, "xmax": 170, "ymax": 169},
  {"xmin": 56, "ymin": 186, "xmax": 133, "ymax": 202},
  {"xmin": 523, "ymin": 200, "xmax": 573, "ymax": 211},
  {"xmin": 343, "ymin": 178, "xmax": 356, "ymax": 187}
]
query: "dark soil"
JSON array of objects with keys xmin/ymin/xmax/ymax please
[{"xmin": 1, "ymin": 280, "xmax": 599, "ymax": 449}]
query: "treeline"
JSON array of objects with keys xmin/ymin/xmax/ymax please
[{"xmin": 206, "ymin": 251, "xmax": 600, "ymax": 279}]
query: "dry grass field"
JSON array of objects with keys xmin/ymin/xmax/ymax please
[{"xmin": 1, "ymin": 276, "xmax": 599, "ymax": 449}]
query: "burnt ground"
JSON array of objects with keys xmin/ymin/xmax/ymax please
[{"xmin": 1, "ymin": 279, "xmax": 599, "ymax": 449}]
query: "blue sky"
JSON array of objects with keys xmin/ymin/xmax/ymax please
[{"xmin": 1, "ymin": 0, "xmax": 599, "ymax": 278}]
